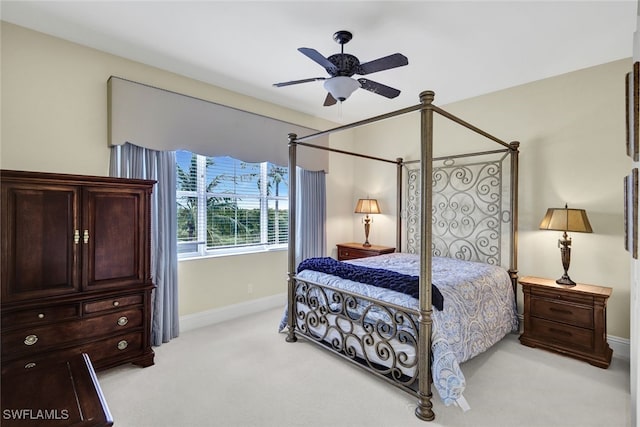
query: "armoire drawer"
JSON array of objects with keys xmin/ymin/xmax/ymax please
[
  {"xmin": 87, "ymin": 332, "xmax": 145, "ymax": 368},
  {"xmin": 84, "ymin": 294, "xmax": 143, "ymax": 314},
  {"xmin": 1, "ymin": 331, "xmax": 144, "ymax": 376},
  {"xmin": 1, "ymin": 303, "xmax": 80, "ymax": 328},
  {"xmin": 1, "ymin": 308, "xmax": 143, "ymax": 357}
]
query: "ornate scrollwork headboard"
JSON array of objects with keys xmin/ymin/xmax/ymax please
[{"xmin": 405, "ymin": 152, "xmax": 512, "ymax": 267}]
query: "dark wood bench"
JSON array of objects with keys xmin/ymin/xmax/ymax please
[{"xmin": 1, "ymin": 353, "xmax": 113, "ymax": 426}]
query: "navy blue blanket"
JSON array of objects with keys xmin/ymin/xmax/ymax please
[{"xmin": 297, "ymin": 257, "xmax": 443, "ymax": 311}]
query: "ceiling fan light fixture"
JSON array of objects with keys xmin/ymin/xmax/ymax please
[{"xmin": 323, "ymin": 76, "xmax": 361, "ymax": 102}]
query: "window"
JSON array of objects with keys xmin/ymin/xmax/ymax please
[{"xmin": 176, "ymin": 151, "xmax": 288, "ymax": 258}]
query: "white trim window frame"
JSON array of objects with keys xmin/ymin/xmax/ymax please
[{"xmin": 176, "ymin": 151, "xmax": 288, "ymax": 259}]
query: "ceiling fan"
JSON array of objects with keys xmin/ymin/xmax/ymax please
[{"xmin": 273, "ymin": 30, "xmax": 409, "ymax": 106}]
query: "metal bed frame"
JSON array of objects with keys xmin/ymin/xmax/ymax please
[{"xmin": 285, "ymin": 91, "xmax": 519, "ymax": 421}]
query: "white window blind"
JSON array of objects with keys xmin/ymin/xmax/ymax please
[{"xmin": 176, "ymin": 151, "xmax": 288, "ymax": 257}]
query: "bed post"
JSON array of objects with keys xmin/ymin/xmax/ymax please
[
  {"xmin": 508, "ymin": 141, "xmax": 520, "ymax": 307},
  {"xmin": 396, "ymin": 157, "xmax": 403, "ymax": 252},
  {"xmin": 286, "ymin": 133, "xmax": 298, "ymax": 343},
  {"xmin": 416, "ymin": 91, "xmax": 435, "ymax": 422}
]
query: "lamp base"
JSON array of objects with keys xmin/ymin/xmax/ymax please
[
  {"xmin": 556, "ymin": 236, "xmax": 576, "ymax": 286},
  {"xmin": 362, "ymin": 216, "xmax": 372, "ymax": 248},
  {"xmin": 556, "ymin": 274, "xmax": 576, "ymax": 286}
]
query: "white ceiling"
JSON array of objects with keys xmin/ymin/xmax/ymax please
[{"xmin": 1, "ymin": 1, "xmax": 637, "ymax": 124}]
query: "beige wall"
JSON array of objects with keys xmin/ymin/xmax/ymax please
[
  {"xmin": 332, "ymin": 59, "xmax": 631, "ymax": 338},
  {"xmin": 0, "ymin": 22, "xmax": 336, "ymax": 317}
]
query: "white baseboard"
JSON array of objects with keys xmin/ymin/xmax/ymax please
[
  {"xmin": 609, "ymin": 335, "xmax": 630, "ymax": 361},
  {"xmin": 179, "ymin": 292, "xmax": 287, "ymax": 333}
]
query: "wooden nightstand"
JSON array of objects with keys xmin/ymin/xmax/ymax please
[
  {"xmin": 519, "ymin": 276, "xmax": 613, "ymax": 368},
  {"xmin": 336, "ymin": 242, "xmax": 395, "ymax": 261}
]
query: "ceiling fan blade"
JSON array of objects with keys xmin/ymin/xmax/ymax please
[
  {"xmin": 323, "ymin": 93, "xmax": 337, "ymax": 106},
  {"xmin": 273, "ymin": 77, "xmax": 326, "ymax": 87},
  {"xmin": 357, "ymin": 78, "xmax": 401, "ymax": 99},
  {"xmin": 298, "ymin": 48, "xmax": 338, "ymax": 74},
  {"xmin": 355, "ymin": 53, "xmax": 408, "ymax": 75}
]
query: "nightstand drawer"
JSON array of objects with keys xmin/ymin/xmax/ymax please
[
  {"xmin": 338, "ymin": 247, "xmax": 371, "ymax": 260},
  {"xmin": 531, "ymin": 297, "xmax": 593, "ymax": 329},
  {"xmin": 530, "ymin": 287, "xmax": 594, "ymax": 306},
  {"xmin": 336, "ymin": 243, "xmax": 395, "ymax": 261},
  {"xmin": 529, "ymin": 317, "xmax": 593, "ymax": 351}
]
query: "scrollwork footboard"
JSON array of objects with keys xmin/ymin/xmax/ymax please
[{"xmin": 291, "ymin": 277, "xmax": 421, "ymax": 393}]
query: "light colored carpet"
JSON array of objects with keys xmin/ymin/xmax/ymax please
[{"xmin": 97, "ymin": 307, "xmax": 630, "ymax": 427}]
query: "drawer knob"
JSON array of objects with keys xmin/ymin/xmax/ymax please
[
  {"xmin": 117, "ymin": 316, "xmax": 129, "ymax": 326},
  {"xmin": 24, "ymin": 362, "xmax": 36, "ymax": 369},
  {"xmin": 24, "ymin": 334, "xmax": 38, "ymax": 346},
  {"xmin": 37, "ymin": 313, "xmax": 45, "ymax": 319},
  {"xmin": 117, "ymin": 340, "xmax": 128, "ymax": 350},
  {"xmin": 113, "ymin": 301, "xmax": 120, "ymax": 307}
]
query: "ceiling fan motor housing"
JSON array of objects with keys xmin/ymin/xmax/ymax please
[{"xmin": 327, "ymin": 54, "xmax": 360, "ymax": 77}]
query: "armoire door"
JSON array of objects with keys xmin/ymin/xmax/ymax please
[
  {"xmin": 82, "ymin": 186, "xmax": 150, "ymax": 291},
  {"xmin": 1, "ymin": 182, "xmax": 81, "ymax": 301}
]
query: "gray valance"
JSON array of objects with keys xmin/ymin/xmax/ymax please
[{"xmin": 107, "ymin": 76, "xmax": 328, "ymax": 171}]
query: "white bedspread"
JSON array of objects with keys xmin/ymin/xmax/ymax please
[{"xmin": 279, "ymin": 253, "xmax": 518, "ymax": 407}]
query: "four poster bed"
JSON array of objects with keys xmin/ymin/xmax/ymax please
[{"xmin": 281, "ymin": 91, "xmax": 520, "ymax": 421}]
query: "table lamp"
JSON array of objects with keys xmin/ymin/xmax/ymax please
[
  {"xmin": 539, "ymin": 204, "xmax": 593, "ymax": 286},
  {"xmin": 354, "ymin": 198, "xmax": 380, "ymax": 247}
]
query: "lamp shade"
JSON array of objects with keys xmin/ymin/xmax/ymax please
[
  {"xmin": 323, "ymin": 77, "xmax": 361, "ymax": 102},
  {"xmin": 354, "ymin": 198, "xmax": 381, "ymax": 214},
  {"xmin": 539, "ymin": 205, "xmax": 593, "ymax": 233}
]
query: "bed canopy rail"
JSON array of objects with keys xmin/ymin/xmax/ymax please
[
  {"xmin": 285, "ymin": 90, "xmax": 519, "ymax": 422},
  {"xmin": 293, "ymin": 104, "xmax": 423, "ymax": 143},
  {"xmin": 289, "ymin": 126, "xmax": 408, "ymax": 256},
  {"xmin": 430, "ymin": 103, "xmax": 520, "ymax": 289},
  {"xmin": 431, "ymin": 105, "xmax": 513, "ymax": 149}
]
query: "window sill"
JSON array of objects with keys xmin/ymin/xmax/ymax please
[{"xmin": 178, "ymin": 245, "xmax": 287, "ymax": 262}]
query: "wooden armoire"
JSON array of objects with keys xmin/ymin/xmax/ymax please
[{"xmin": 1, "ymin": 170, "xmax": 156, "ymax": 375}]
